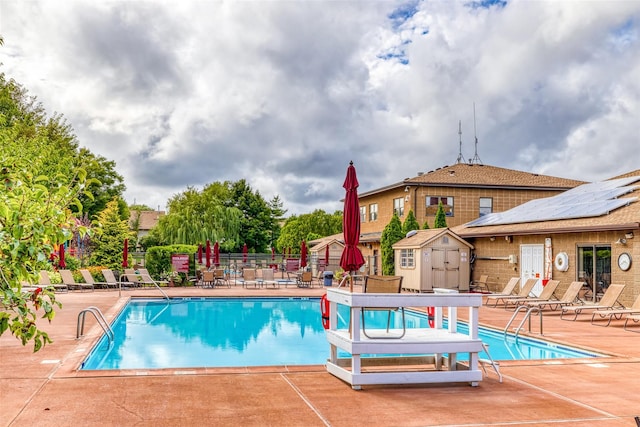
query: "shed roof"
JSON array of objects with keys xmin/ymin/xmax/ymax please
[{"xmin": 393, "ymin": 228, "xmax": 474, "ymax": 249}]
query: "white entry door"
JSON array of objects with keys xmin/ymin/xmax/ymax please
[{"xmin": 520, "ymin": 244, "xmax": 544, "ymax": 296}]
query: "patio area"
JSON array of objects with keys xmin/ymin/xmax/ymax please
[{"xmin": 2, "ymin": 285, "xmax": 639, "ymax": 426}]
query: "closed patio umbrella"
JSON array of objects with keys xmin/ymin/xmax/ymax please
[
  {"xmin": 214, "ymin": 241, "xmax": 220, "ymax": 266},
  {"xmin": 300, "ymin": 240, "xmax": 307, "ymax": 268},
  {"xmin": 242, "ymin": 243, "xmax": 248, "ymax": 263},
  {"xmin": 197, "ymin": 243, "xmax": 203, "ymax": 265},
  {"xmin": 58, "ymin": 243, "xmax": 66, "ymax": 269},
  {"xmin": 325, "ymin": 244, "xmax": 330, "ymax": 268},
  {"xmin": 122, "ymin": 238, "xmax": 129, "ymax": 268},
  {"xmin": 271, "ymin": 246, "xmax": 275, "ymax": 261},
  {"xmin": 206, "ymin": 240, "xmax": 211, "ymax": 268},
  {"xmin": 340, "ymin": 161, "xmax": 365, "ymax": 292}
]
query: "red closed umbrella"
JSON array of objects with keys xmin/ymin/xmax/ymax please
[
  {"xmin": 242, "ymin": 243, "xmax": 248, "ymax": 263},
  {"xmin": 214, "ymin": 241, "xmax": 220, "ymax": 266},
  {"xmin": 122, "ymin": 238, "xmax": 129, "ymax": 268},
  {"xmin": 340, "ymin": 161, "xmax": 365, "ymax": 292},
  {"xmin": 205, "ymin": 240, "xmax": 211, "ymax": 268},
  {"xmin": 300, "ymin": 240, "xmax": 307, "ymax": 268},
  {"xmin": 271, "ymin": 246, "xmax": 275, "ymax": 261},
  {"xmin": 197, "ymin": 243, "xmax": 203, "ymax": 264},
  {"xmin": 325, "ymin": 244, "xmax": 330, "ymax": 266},
  {"xmin": 58, "ymin": 243, "xmax": 66, "ymax": 269}
]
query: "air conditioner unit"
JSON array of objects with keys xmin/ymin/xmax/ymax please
[{"xmin": 508, "ymin": 254, "xmax": 518, "ymax": 264}]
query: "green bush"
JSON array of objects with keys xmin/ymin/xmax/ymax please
[{"xmin": 145, "ymin": 245, "xmax": 196, "ymax": 279}]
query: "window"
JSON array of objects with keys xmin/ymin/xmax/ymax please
[
  {"xmin": 400, "ymin": 249, "xmax": 414, "ymax": 268},
  {"xmin": 425, "ymin": 196, "xmax": 454, "ymax": 216},
  {"xmin": 393, "ymin": 197, "xmax": 405, "ymax": 217},
  {"xmin": 360, "ymin": 206, "xmax": 366, "ymax": 223},
  {"xmin": 479, "ymin": 197, "xmax": 493, "ymax": 217},
  {"xmin": 369, "ymin": 203, "xmax": 378, "ymax": 221}
]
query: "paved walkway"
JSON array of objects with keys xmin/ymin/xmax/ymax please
[{"xmin": 1, "ymin": 285, "xmax": 639, "ymax": 426}]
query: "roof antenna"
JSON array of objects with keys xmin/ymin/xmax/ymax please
[
  {"xmin": 456, "ymin": 120, "xmax": 466, "ymax": 164},
  {"xmin": 470, "ymin": 102, "xmax": 483, "ymax": 165}
]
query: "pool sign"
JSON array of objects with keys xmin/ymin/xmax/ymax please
[{"xmin": 171, "ymin": 254, "xmax": 190, "ymax": 273}]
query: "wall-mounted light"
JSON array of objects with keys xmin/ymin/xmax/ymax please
[
  {"xmin": 404, "ymin": 186, "xmax": 410, "ymax": 192},
  {"xmin": 625, "ymin": 232, "xmax": 634, "ymax": 239},
  {"xmin": 505, "ymin": 236, "xmax": 512, "ymax": 243},
  {"xmin": 490, "ymin": 236, "xmax": 495, "ymax": 242},
  {"xmin": 615, "ymin": 238, "xmax": 627, "ymax": 245}
]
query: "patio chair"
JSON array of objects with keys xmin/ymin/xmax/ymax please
[
  {"xmin": 505, "ymin": 279, "xmax": 560, "ymax": 310},
  {"xmin": 79, "ymin": 269, "xmax": 117, "ymax": 290},
  {"xmin": 523, "ymin": 281, "xmax": 584, "ymax": 311},
  {"xmin": 470, "ymin": 275, "xmax": 490, "ymax": 293},
  {"xmin": 361, "ymin": 275, "xmax": 405, "ymax": 339},
  {"xmin": 213, "ymin": 268, "xmax": 231, "ymax": 288},
  {"xmin": 591, "ymin": 294, "xmax": 640, "ymax": 326},
  {"xmin": 240, "ymin": 268, "xmax": 258, "ymax": 288},
  {"xmin": 296, "ymin": 271, "xmax": 313, "ymax": 288},
  {"xmin": 624, "ymin": 313, "xmax": 640, "ymax": 333},
  {"xmin": 59, "ymin": 269, "xmax": 94, "ymax": 292},
  {"xmin": 201, "ymin": 270, "xmax": 216, "ymax": 288},
  {"xmin": 486, "ymin": 278, "xmax": 536, "ymax": 308},
  {"xmin": 259, "ymin": 268, "xmax": 278, "ymax": 288},
  {"xmin": 38, "ymin": 270, "xmax": 68, "ymax": 293},
  {"xmin": 484, "ymin": 277, "xmax": 520, "ymax": 307},
  {"xmin": 560, "ymin": 284, "xmax": 626, "ymax": 321},
  {"xmin": 102, "ymin": 269, "xmax": 133, "ymax": 289}
]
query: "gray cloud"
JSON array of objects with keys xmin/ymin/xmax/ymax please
[{"xmin": 2, "ymin": 0, "xmax": 639, "ymax": 214}]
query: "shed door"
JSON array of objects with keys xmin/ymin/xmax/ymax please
[
  {"xmin": 520, "ymin": 244, "xmax": 544, "ymax": 296},
  {"xmin": 431, "ymin": 248, "xmax": 460, "ymax": 290}
]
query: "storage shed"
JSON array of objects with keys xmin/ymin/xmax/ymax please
[{"xmin": 393, "ymin": 228, "xmax": 474, "ymax": 292}]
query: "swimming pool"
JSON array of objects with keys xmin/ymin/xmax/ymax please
[{"xmin": 81, "ymin": 297, "xmax": 602, "ymax": 370}]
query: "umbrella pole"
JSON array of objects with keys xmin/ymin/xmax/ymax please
[{"xmin": 349, "ymin": 270, "xmax": 354, "ymax": 293}]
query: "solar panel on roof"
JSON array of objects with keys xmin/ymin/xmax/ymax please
[{"xmin": 467, "ymin": 178, "xmax": 639, "ymax": 227}]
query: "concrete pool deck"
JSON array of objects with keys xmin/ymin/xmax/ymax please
[{"xmin": 2, "ymin": 285, "xmax": 639, "ymax": 426}]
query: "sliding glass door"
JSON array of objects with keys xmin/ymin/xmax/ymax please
[{"xmin": 577, "ymin": 245, "xmax": 611, "ymax": 302}]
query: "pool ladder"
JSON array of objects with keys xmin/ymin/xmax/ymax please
[
  {"xmin": 77, "ymin": 306, "xmax": 114, "ymax": 343},
  {"xmin": 504, "ymin": 305, "xmax": 543, "ymax": 339}
]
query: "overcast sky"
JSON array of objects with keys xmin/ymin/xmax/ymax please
[{"xmin": 1, "ymin": 1, "xmax": 639, "ymax": 215}]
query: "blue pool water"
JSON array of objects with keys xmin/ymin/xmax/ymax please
[{"xmin": 81, "ymin": 297, "xmax": 601, "ymax": 370}]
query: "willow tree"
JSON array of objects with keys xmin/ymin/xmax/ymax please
[
  {"xmin": 380, "ymin": 213, "xmax": 404, "ymax": 275},
  {"xmin": 154, "ymin": 186, "xmax": 242, "ymax": 251}
]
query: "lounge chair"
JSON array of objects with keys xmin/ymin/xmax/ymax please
[
  {"xmin": 523, "ymin": 281, "xmax": 584, "ymax": 311},
  {"xmin": 361, "ymin": 275, "xmax": 405, "ymax": 339},
  {"xmin": 624, "ymin": 313, "xmax": 640, "ymax": 333},
  {"xmin": 494, "ymin": 278, "xmax": 538, "ymax": 309},
  {"xmin": 79, "ymin": 269, "xmax": 117, "ymax": 290},
  {"xmin": 296, "ymin": 271, "xmax": 313, "ymax": 288},
  {"xmin": 560, "ymin": 284, "xmax": 626, "ymax": 321},
  {"xmin": 591, "ymin": 294, "xmax": 640, "ymax": 326},
  {"xmin": 484, "ymin": 277, "xmax": 520, "ymax": 307},
  {"xmin": 123, "ymin": 268, "xmax": 168, "ymax": 287},
  {"xmin": 59, "ymin": 269, "xmax": 94, "ymax": 292},
  {"xmin": 38, "ymin": 270, "xmax": 68, "ymax": 293},
  {"xmin": 505, "ymin": 280, "xmax": 560, "ymax": 310},
  {"xmin": 102, "ymin": 269, "xmax": 133, "ymax": 289},
  {"xmin": 470, "ymin": 275, "xmax": 490, "ymax": 293}
]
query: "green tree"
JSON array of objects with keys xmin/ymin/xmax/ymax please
[
  {"xmin": 402, "ymin": 209, "xmax": 420, "ymax": 235},
  {"xmin": 277, "ymin": 210, "xmax": 342, "ymax": 252},
  {"xmin": 423, "ymin": 219, "xmax": 430, "ymax": 229},
  {"xmin": 434, "ymin": 201, "xmax": 448, "ymax": 228},
  {"xmin": 154, "ymin": 185, "xmax": 242, "ymax": 250},
  {"xmin": 75, "ymin": 148, "xmax": 126, "ymax": 220},
  {"xmin": 0, "ymin": 73, "xmax": 89, "ymax": 350},
  {"xmin": 90, "ymin": 199, "xmax": 134, "ymax": 270},
  {"xmin": 380, "ymin": 213, "xmax": 403, "ymax": 275}
]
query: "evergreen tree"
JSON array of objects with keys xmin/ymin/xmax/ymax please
[
  {"xmin": 402, "ymin": 209, "xmax": 420, "ymax": 235},
  {"xmin": 434, "ymin": 201, "xmax": 448, "ymax": 228},
  {"xmin": 90, "ymin": 199, "xmax": 134, "ymax": 270},
  {"xmin": 422, "ymin": 219, "xmax": 430, "ymax": 229},
  {"xmin": 380, "ymin": 213, "xmax": 403, "ymax": 275}
]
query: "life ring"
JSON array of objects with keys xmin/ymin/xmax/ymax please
[
  {"xmin": 320, "ymin": 294, "xmax": 330, "ymax": 330},
  {"xmin": 554, "ymin": 252, "xmax": 569, "ymax": 272},
  {"xmin": 426, "ymin": 306, "xmax": 435, "ymax": 328}
]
